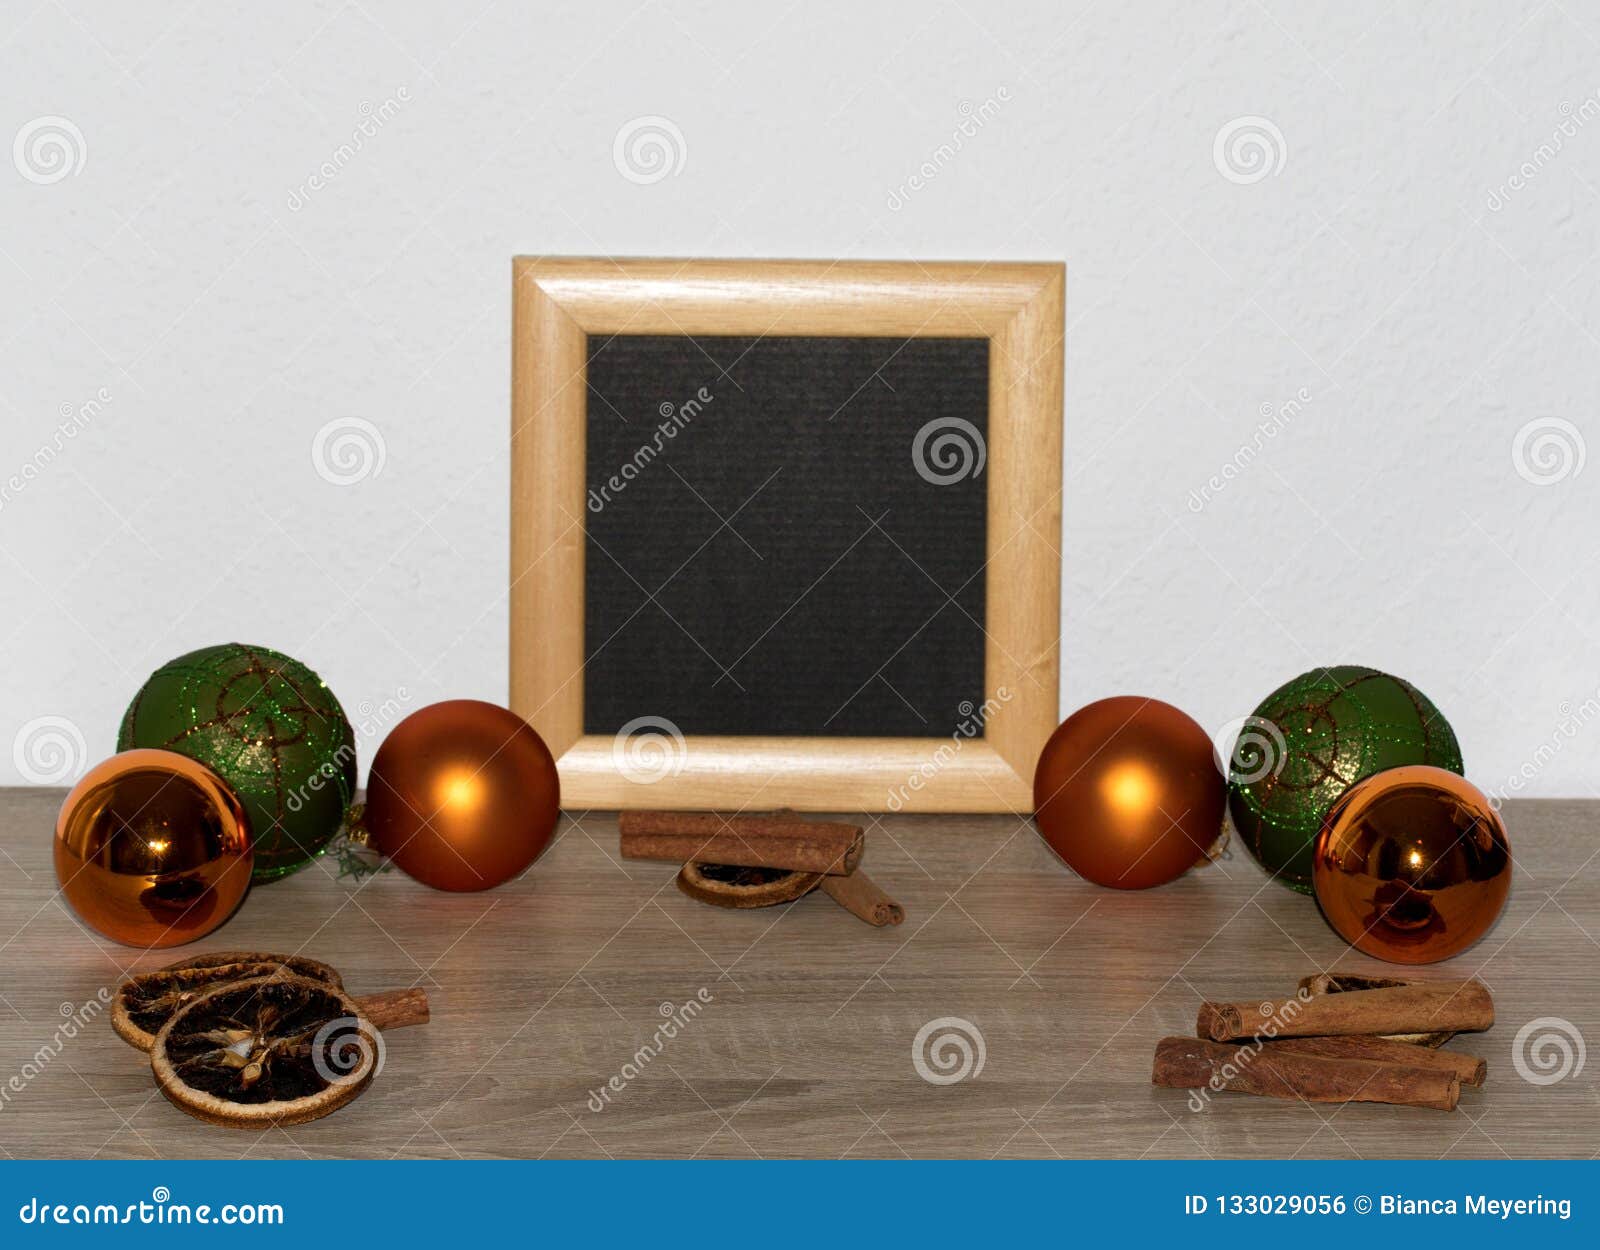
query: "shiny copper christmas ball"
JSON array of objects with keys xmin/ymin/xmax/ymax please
[
  {"xmin": 54, "ymin": 750, "xmax": 254, "ymax": 948},
  {"xmin": 1033, "ymin": 696, "xmax": 1226, "ymax": 889},
  {"xmin": 364, "ymin": 700, "xmax": 560, "ymax": 891},
  {"xmin": 1313, "ymin": 765, "xmax": 1511, "ymax": 964}
]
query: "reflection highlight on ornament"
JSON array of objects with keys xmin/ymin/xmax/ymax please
[
  {"xmin": 437, "ymin": 768, "xmax": 484, "ymax": 814},
  {"xmin": 363, "ymin": 700, "xmax": 560, "ymax": 892},
  {"xmin": 1313, "ymin": 765, "xmax": 1511, "ymax": 964},
  {"xmin": 1102, "ymin": 763, "xmax": 1155, "ymax": 816},
  {"xmin": 1033, "ymin": 697, "xmax": 1226, "ymax": 890},
  {"xmin": 53, "ymin": 749, "xmax": 254, "ymax": 948}
]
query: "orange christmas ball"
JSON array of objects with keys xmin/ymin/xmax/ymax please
[
  {"xmin": 1313, "ymin": 765, "xmax": 1511, "ymax": 964},
  {"xmin": 54, "ymin": 750, "xmax": 254, "ymax": 948},
  {"xmin": 364, "ymin": 700, "xmax": 560, "ymax": 891},
  {"xmin": 1033, "ymin": 697, "xmax": 1225, "ymax": 889}
]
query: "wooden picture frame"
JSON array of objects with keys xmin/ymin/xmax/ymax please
[{"xmin": 510, "ymin": 257, "xmax": 1063, "ymax": 812}]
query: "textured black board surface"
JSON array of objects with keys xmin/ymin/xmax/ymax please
[{"xmin": 582, "ymin": 334, "xmax": 989, "ymax": 739}]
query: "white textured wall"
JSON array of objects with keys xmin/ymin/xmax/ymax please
[{"xmin": 2, "ymin": 1, "xmax": 1597, "ymax": 798}]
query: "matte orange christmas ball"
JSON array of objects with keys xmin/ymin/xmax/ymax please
[
  {"xmin": 364, "ymin": 700, "xmax": 560, "ymax": 891},
  {"xmin": 1033, "ymin": 697, "xmax": 1226, "ymax": 889},
  {"xmin": 54, "ymin": 749, "xmax": 254, "ymax": 947},
  {"xmin": 1313, "ymin": 765, "xmax": 1511, "ymax": 964}
]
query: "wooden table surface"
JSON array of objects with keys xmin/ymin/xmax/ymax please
[{"xmin": 1, "ymin": 789, "xmax": 1594, "ymax": 1159}]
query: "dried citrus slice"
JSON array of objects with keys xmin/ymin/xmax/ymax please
[
  {"xmin": 151, "ymin": 974, "xmax": 425, "ymax": 1128},
  {"xmin": 113, "ymin": 956, "xmax": 342, "ymax": 1052},
  {"xmin": 677, "ymin": 861, "xmax": 821, "ymax": 908},
  {"xmin": 162, "ymin": 950, "xmax": 343, "ymax": 985}
]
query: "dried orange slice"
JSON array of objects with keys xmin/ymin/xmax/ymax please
[
  {"xmin": 677, "ymin": 861, "xmax": 821, "ymax": 908},
  {"xmin": 151, "ymin": 974, "xmax": 426, "ymax": 1128},
  {"xmin": 162, "ymin": 950, "xmax": 342, "ymax": 984},
  {"xmin": 113, "ymin": 956, "xmax": 342, "ymax": 1051}
]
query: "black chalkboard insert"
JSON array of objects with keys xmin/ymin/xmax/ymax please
[{"xmin": 583, "ymin": 334, "xmax": 988, "ymax": 739}]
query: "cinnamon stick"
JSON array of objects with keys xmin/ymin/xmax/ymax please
[
  {"xmin": 1153, "ymin": 1037, "xmax": 1460, "ymax": 1111},
  {"xmin": 1262, "ymin": 1036, "xmax": 1485, "ymax": 1087},
  {"xmin": 620, "ymin": 811, "xmax": 863, "ymax": 876},
  {"xmin": 354, "ymin": 988, "xmax": 430, "ymax": 1031},
  {"xmin": 820, "ymin": 870, "xmax": 904, "ymax": 926},
  {"xmin": 1297, "ymin": 972, "xmax": 1458, "ymax": 1046},
  {"xmin": 1197, "ymin": 981, "xmax": 1493, "ymax": 1042}
]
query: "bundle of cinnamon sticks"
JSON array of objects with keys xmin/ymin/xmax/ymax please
[
  {"xmin": 619, "ymin": 810, "xmax": 905, "ymax": 927},
  {"xmin": 1152, "ymin": 973, "xmax": 1494, "ymax": 1111}
]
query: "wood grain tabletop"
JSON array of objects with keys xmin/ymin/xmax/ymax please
[{"xmin": 1, "ymin": 789, "xmax": 1594, "ymax": 1159}]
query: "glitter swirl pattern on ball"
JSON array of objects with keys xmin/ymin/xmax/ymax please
[
  {"xmin": 118, "ymin": 643, "xmax": 356, "ymax": 882},
  {"xmin": 1227, "ymin": 666, "xmax": 1462, "ymax": 894}
]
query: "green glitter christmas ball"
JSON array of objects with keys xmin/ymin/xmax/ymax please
[
  {"xmin": 1226, "ymin": 665, "xmax": 1462, "ymax": 894},
  {"xmin": 117, "ymin": 643, "xmax": 356, "ymax": 883}
]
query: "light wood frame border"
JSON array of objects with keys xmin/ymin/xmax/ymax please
[{"xmin": 511, "ymin": 257, "xmax": 1062, "ymax": 812}]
